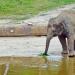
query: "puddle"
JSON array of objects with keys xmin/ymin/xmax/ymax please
[
  {"xmin": 0, "ymin": 37, "xmax": 62, "ymax": 56},
  {"xmin": 0, "ymin": 37, "xmax": 75, "ymax": 75},
  {"xmin": 0, "ymin": 64, "xmax": 5, "ymax": 75},
  {"xmin": 0, "ymin": 56, "xmax": 74, "ymax": 75}
]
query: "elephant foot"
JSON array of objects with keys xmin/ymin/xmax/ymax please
[
  {"xmin": 68, "ymin": 51, "xmax": 75, "ymax": 57},
  {"xmin": 42, "ymin": 53, "xmax": 48, "ymax": 56},
  {"xmin": 62, "ymin": 50, "xmax": 68, "ymax": 54}
]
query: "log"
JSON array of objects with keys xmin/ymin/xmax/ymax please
[{"xmin": 0, "ymin": 23, "xmax": 47, "ymax": 36}]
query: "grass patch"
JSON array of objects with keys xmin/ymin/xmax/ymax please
[{"xmin": 0, "ymin": 0, "xmax": 75, "ymax": 19}]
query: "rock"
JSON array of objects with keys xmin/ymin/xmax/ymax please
[{"xmin": 0, "ymin": 22, "xmax": 47, "ymax": 36}]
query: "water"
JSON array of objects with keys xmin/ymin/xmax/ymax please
[
  {"xmin": 0, "ymin": 37, "xmax": 75, "ymax": 75},
  {"xmin": 0, "ymin": 36, "xmax": 62, "ymax": 56},
  {"xmin": 0, "ymin": 56, "xmax": 75, "ymax": 75}
]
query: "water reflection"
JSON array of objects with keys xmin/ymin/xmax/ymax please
[
  {"xmin": 67, "ymin": 58, "xmax": 75, "ymax": 75},
  {"xmin": 40, "ymin": 55, "xmax": 75, "ymax": 75},
  {"xmin": 0, "ymin": 56, "xmax": 75, "ymax": 75},
  {"xmin": 0, "ymin": 64, "xmax": 5, "ymax": 75}
]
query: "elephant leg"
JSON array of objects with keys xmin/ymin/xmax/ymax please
[
  {"xmin": 58, "ymin": 35, "xmax": 68, "ymax": 54},
  {"xmin": 43, "ymin": 28, "xmax": 53, "ymax": 55},
  {"xmin": 67, "ymin": 35, "xmax": 75, "ymax": 57},
  {"xmin": 43, "ymin": 35, "xmax": 51, "ymax": 55}
]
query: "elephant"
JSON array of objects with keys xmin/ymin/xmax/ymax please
[{"xmin": 43, "ymin": 10, "xmax": 75, "ymax": 57}]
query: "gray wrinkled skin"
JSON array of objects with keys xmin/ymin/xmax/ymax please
[{"xmin": 43, "ymin": 10, "xmax": 75, "ymax": 57}]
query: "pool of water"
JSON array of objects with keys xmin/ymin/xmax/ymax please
[
  {"xmin": 0, "ymin": 56, "xmax": 75, "ymax": 75},
  {"xmin": 0, "ymin": 37, "xmax": 75, "ymax": 75},
  {"xmin": 0, "ymin": 36, "xmax": 62, "ymax": 56}
]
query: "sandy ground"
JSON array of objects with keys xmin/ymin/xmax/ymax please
[{"xmin": 0, "ymin": 37, "xmax": 62, "ymax": 57}]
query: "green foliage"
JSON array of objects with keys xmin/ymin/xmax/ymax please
[{"xmin": 0, "ymin": 0, "xmax": 75, "ymax": 19}]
